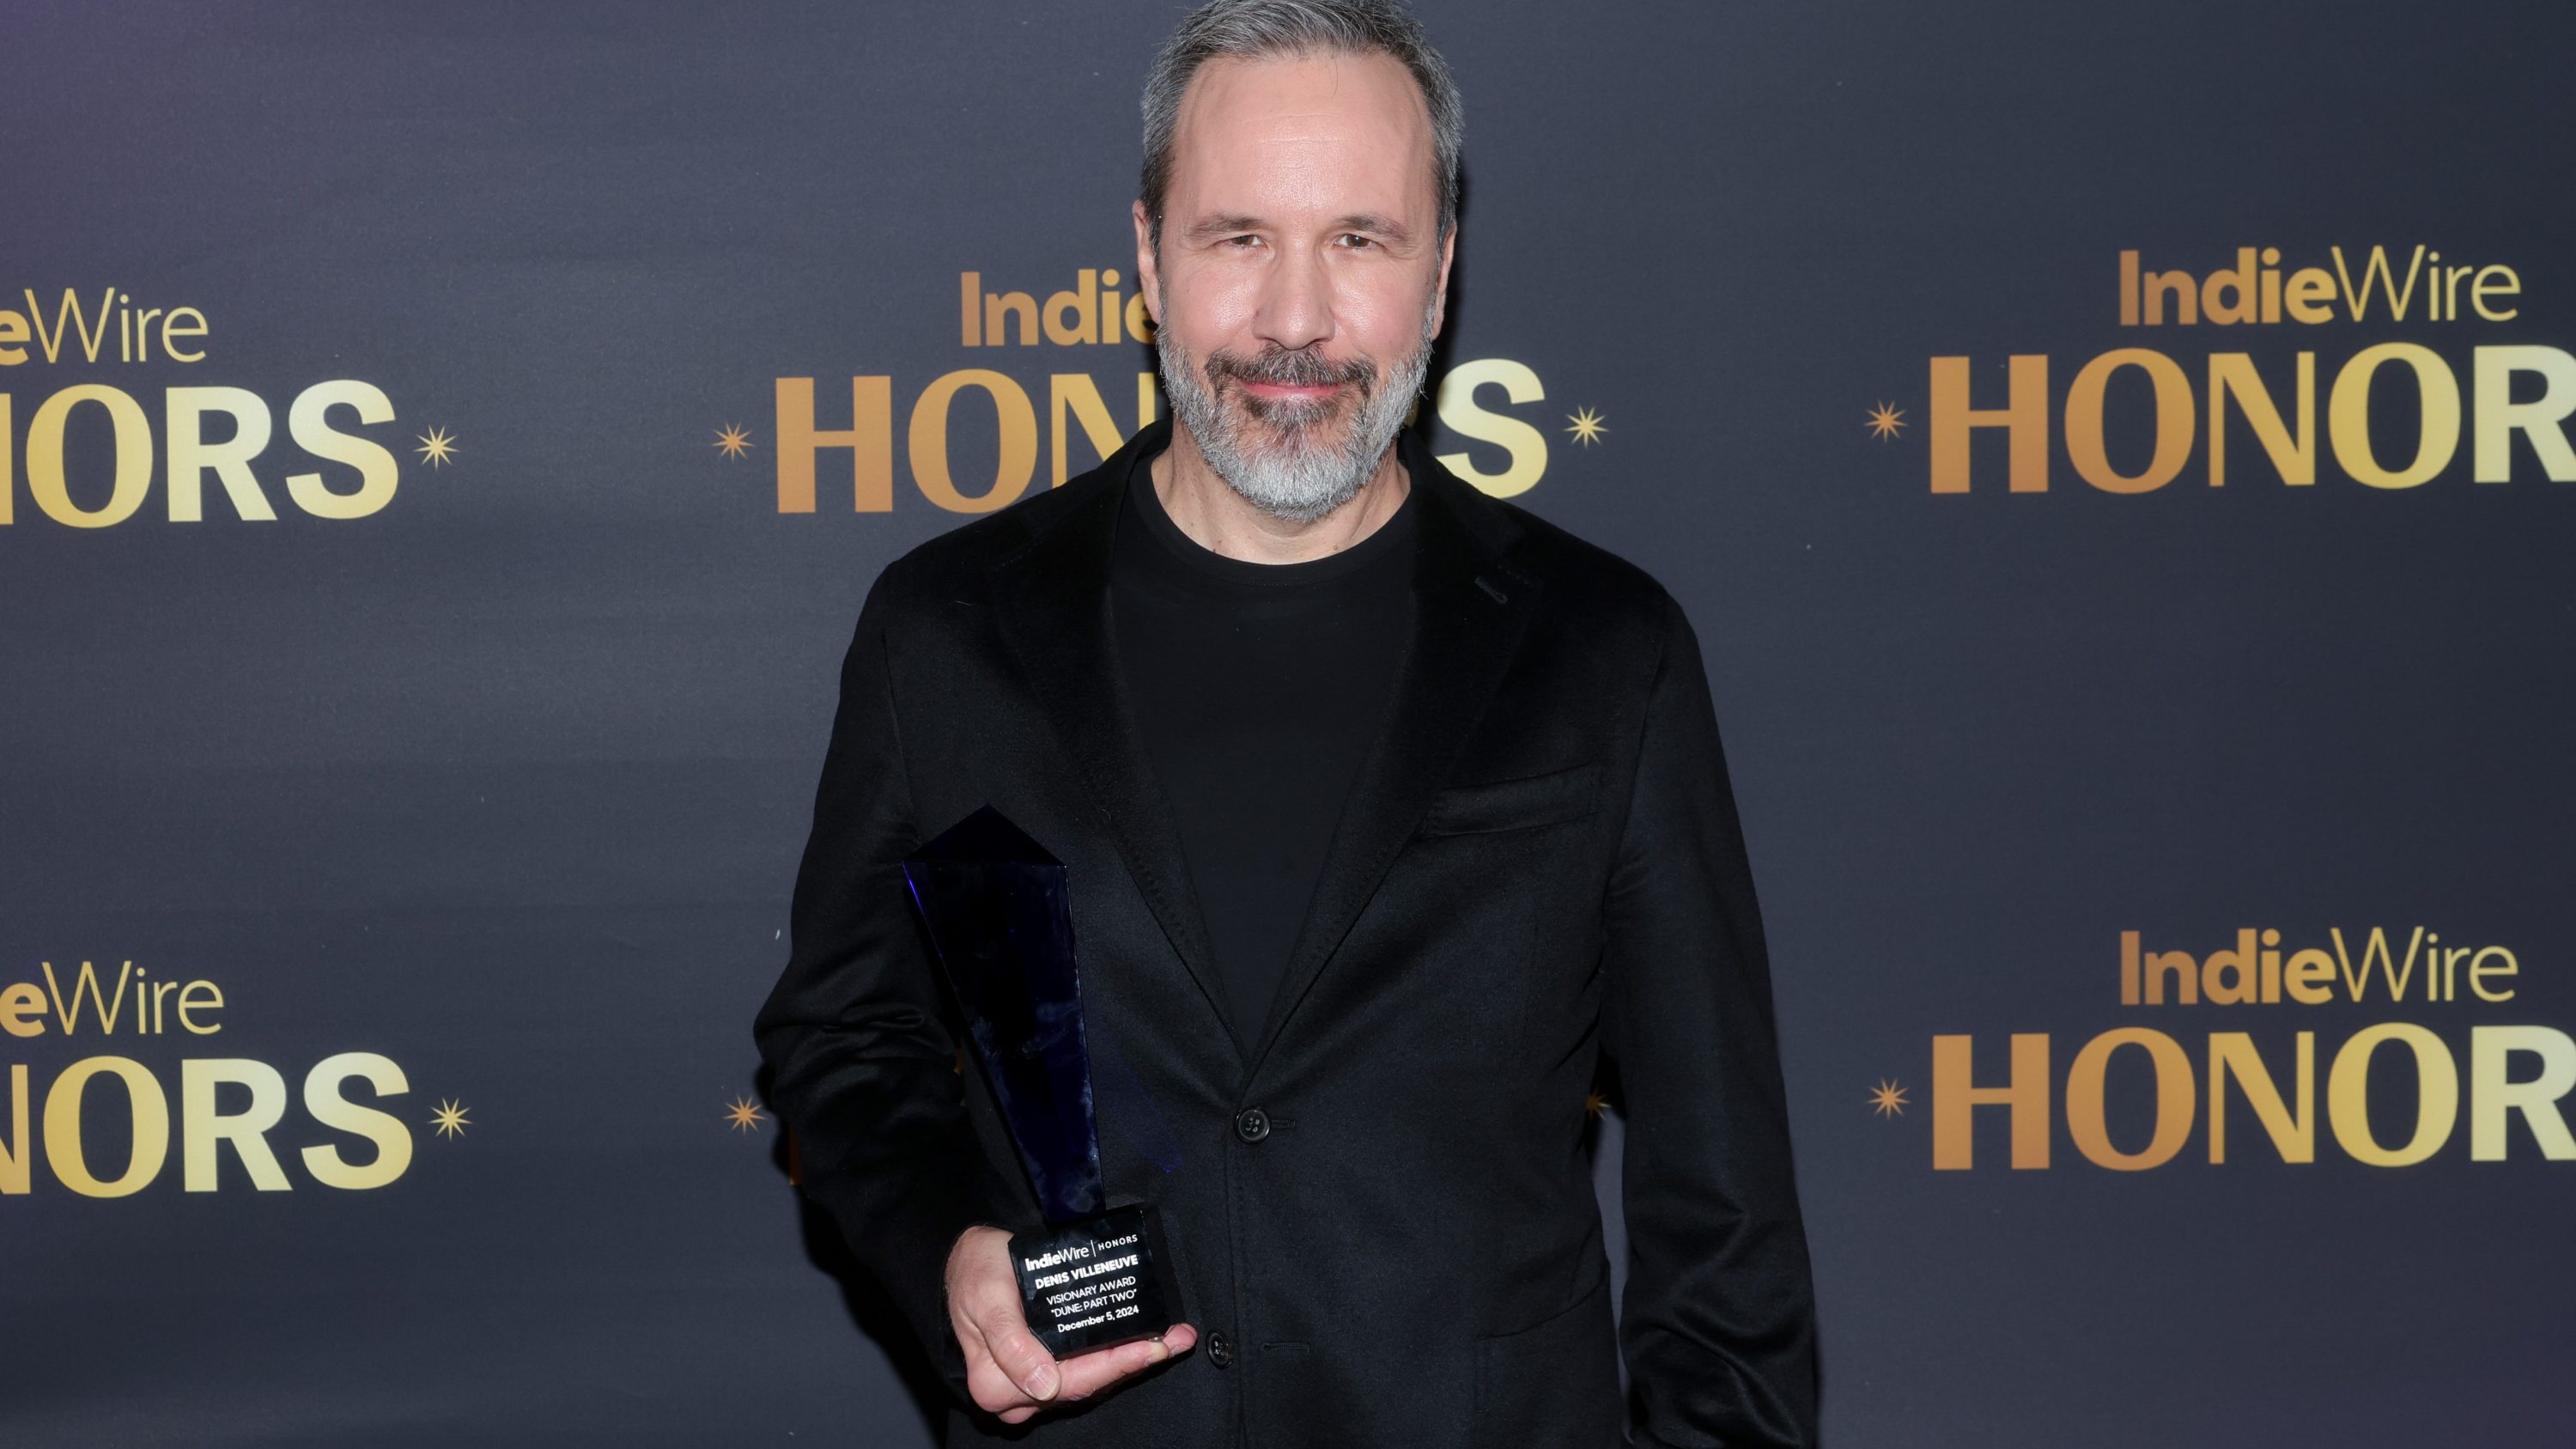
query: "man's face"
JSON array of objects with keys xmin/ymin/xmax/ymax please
[{"xmin": 1134, "ymin": 50, "xmax": 1455, "ymax": 524}]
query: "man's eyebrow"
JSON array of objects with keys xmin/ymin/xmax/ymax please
[
  {"xmin": 1332, "ymin": 212, "xmax": 1412, "ymax": 242},
  {"xmin": 1179, "ymin": 212, "xmax": 1416, "ymax": 245},
  {"xmin": 1183, "ymin": 213, "xmax": 1267, "ymax": 242}
]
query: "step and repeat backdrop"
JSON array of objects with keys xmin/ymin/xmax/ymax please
[{"xmin": 6, "ymin": 2, "xmax": 2571, "ymax": 1445}]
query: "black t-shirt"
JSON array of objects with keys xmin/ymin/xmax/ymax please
[{"xmin": 1109, "ymin": 440, "xmax": 1419, "ymax": 1057}]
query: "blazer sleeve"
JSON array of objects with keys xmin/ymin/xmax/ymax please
[
  {"xmin": 1599, "ymin": 589, "xmax": 1820, "ymax": 1448},
  {"xmin": 751, "ymin": 568, "xmax": 1004, "ymax": 1409}
]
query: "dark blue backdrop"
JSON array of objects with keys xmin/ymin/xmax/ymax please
[{"xmin": 5, "ymin": 3, "xmax": 2571, "ymax": 1444}]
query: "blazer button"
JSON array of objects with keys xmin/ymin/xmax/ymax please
[
  {"xmin": 1234, "ymin": 1106, "xmax": 1271, "ymax": 1143},
  {"xmin": 1206, "ymin": 1330, "xmax": 1235, "ymax": 1368}
]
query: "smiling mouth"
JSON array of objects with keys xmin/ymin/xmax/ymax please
[
  {"xmin": 1241, "ymin": 380, "xmax": 1346, "ymax": 400},
  {"xmin": 1232, "ymin": 385, "xmax": 1354, "ymax": 431},
  {"xmin": 1206, "ymin": 347, "xmax": 1374, "ymax": 425}
]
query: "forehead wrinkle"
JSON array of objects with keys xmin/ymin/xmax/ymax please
[
  {"xmin": 1211, "ymin": 128, "xmax": 1421, "ymax": 224},
  {"xmin": 1165, "ymin": 52, "xmax": 1441, "ymax": 240}
]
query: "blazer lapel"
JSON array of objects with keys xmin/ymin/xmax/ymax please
[
  {"xmin": 985, "ymin": 423, "xmax": 1243, "ymax": 1062},
  {"xmin": 1242, "ymin": 429, "xmax": 1540, "ymax": 1078}
]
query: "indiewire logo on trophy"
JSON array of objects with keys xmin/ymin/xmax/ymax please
[
  {"xmin": 1923, "ymin": 924, "xmax": 2574, "ymax": 1172},
  {"xmin": 757, "ymin": 264, "xmax": 1564, "ymax": 516},
  {"xmin": 0, "ymin": 286, "xmax": 437, "ymax": 528},
  {"xmin": 1917, "ymin": 244, "xmax": 2576, "ymax": 494},
  {"xmin": 0, "ymin": 959, "xmax": 462, "ymax": 1198}
]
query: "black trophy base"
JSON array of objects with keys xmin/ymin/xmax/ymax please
[{"xmin": 1007, "ymin": 1202, "xmax": 1182, "ymax": 1357}]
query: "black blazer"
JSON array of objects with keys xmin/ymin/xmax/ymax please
[{"xmin": 753, "ymin": 418, "xmax": 1818, "ymax": 1448}]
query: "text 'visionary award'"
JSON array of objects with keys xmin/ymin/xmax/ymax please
[{"xmin": 902, "ymin": 805, "xmax": 1183, "ymax": 1357}]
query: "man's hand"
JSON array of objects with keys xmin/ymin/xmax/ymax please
[{"xmin": 946, "ymin": 1224, "xmax": 1199, "ymax": 1424}]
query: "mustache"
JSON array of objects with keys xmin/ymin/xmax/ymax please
[{"xmin": 1206, "ymin": 345, "xmax": 1377, "ymax": 396}]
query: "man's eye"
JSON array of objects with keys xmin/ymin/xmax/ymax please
[
  {"xmin": 1226, "ymin": 234, "xmax": 1262, "ymax": 247},
  {"xmin": 1336, "ymin": 234, "xmax": 1373, "ymax": 249}
]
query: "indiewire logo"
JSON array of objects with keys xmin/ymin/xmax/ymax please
[
  {"xmin": 760, "ymin": 263, "xmax": 1571, "ymax": 516},
  {"xmin": 1920, "ymin": 245, "xmax": 2574, "ymax": 495},
  {"xmin": 1, "ymin": 286, "xmax": 441, "ymax": 528}
]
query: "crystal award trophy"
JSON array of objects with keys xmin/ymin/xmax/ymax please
[{"xmin": 901, "ymin": 805, "xmax": 1184, "ymax": 1357}]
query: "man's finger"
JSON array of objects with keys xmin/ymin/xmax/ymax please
[{"xmin": 1051, "ymin": 1324, "xmax": 1197, "ymax": 1402}]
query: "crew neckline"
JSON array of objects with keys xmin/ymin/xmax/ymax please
[{"xmin": 1122, "ymin": 429, "xmax": 1418, "ymax": 588}]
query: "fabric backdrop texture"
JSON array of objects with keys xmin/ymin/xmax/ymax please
[{"xmin": 3, "ymin": 3, "xmax": 2570, "ymax": 1446}]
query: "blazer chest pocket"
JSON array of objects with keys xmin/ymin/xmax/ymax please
[{"xmin": 1415, "ymin": 761, "xmax": 1602, "ymax": 837}]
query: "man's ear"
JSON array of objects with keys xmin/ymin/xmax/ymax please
[
  {"xmin": 1430, "ymin": 223, "xmax": 1457, "ymax": 338},
  {"xmin": 1132, "ymin": 199, "xmax": 1163, "ymax": 327}
]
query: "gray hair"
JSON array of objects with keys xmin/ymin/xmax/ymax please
[{"xmin": 1139, "ymin": 0, "xmax": 1463, "ymax": 251}]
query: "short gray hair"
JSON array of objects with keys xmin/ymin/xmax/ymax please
[{"xmin": 1139, "ymin": 0, "xmax": 1463, "ymax": 250}]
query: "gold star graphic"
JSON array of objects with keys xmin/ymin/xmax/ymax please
[
  {"xmin": 415, "ymin": 427, "xmax": 459, "ymax": 467},
  {"xmin": 1865, "ymin": 402, "xmax": 1906, "ymax": 441},
  {"xmin": 724, "ymin": 1094, "xmax": 769, "ymax": 1133},
  {"xmin": 712, "ymin": 423, "xmax": 756, "ymax": 460},
  {"xmin": 1565, "ymin": 407, "xmax": 1609, "ymax": 446},
  {"xmin": 1868, "ymin": 1079, "xmax": 1909, "ymax": 1118},
  {"xmin": 429, "ymin": 1099, "xmax": 471, "ymax": 1138},
  {"xmin": 1583, "ymin": 1088, "xmax": 1612, "ymax": 1120}
]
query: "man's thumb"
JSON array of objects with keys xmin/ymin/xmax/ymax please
[{"xmin": 998, "ymin": 1330, "xmax": 1060, "ymax": 1400}]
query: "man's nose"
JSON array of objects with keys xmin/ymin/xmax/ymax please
[{"xmin": 1251, "ymin": 243, "xmax": 1334, "ymax": 353}]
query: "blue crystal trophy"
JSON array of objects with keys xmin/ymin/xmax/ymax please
[{"xmin": 902, "ymin": 805, "xmax": 1182, "ymax": 1356}]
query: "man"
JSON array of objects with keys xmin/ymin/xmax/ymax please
[{"xmin": 752, "ymin": 3, "xmax": 1820, "ymax": 1445}]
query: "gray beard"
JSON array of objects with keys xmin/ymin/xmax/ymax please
[{"xmin": 1156, "ymin": 309, "xmax": 1435, "ymax": 527}]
